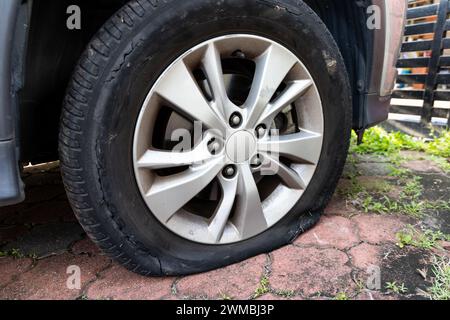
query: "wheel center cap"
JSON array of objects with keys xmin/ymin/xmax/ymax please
[{"xmin": 225, "ymin": 130, "xmax": 257, "ymax": 163}]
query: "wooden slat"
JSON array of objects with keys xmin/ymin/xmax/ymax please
[
  {"xmin": 437, "ymin": 73, "xmax": 450, "ymax": 84},
  {"xmin": 397, "ymin": 57, "xmax": 430, "ymax": 68},
  {"xmin": 404, "ymin": 22, "xmax": 435, "ymax": 36},
  {"xmin": 443, "ymin": 38, "xmax": 450, "ymax": 49},
  {"xmin": 433, "ymin": 108, "xmax": 450, "ymax": 118},
  {"xmin": 392, "ymin": 90, "xmax": 425, "ymax": 99},
  {"xmin": 397, "ymin": 74, "xmax": 427, "ymax": 84},
  {"xmin": 439, "ymin": 56, "xmax": 450, "ymax": 66},
  {"xmin": 390, "ymin": 105, "xmax": 422, "ymax": 116},
  {"xmin": 434, "ymin": 90, "xmax": 450, "ymax": 100},
  {"xmin": 401, "ymin": 40, "xmax": 432, "ymax": 52},
  {"xmin": 407, "ymin": 4, "xmax": 439, "ymax": 19}
]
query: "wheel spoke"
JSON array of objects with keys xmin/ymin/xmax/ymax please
[
  {"xmin": 154, "ymin": 60, "xmax": 226, "ymax": 131},
  {"xmin": 208, "ymin": 175, "xmax": 239, "ymax": 243},
  {"xmin": 258, "ymin": 80, "xmax": 313, "ymax": 125},
  {"xmin": 233, "ymin": 164, "xmax": 268, "ymax": 239},
  {"xmin": 145, "ymin": 158, "xmax": 225, "ymax": 223},
  {"xmin": 245, "ymin": 44, "xmax": 298, "ymax": 128},
  {"xmin": 263, "ymin": 155, "xmax": 306, "ymax": 190},
  {"xmin": 201, "ymin": 43, "xmax": 230, "ymax": 120},
  {"xmin": 137, "ymin": 135, "xmax": 217, "ymax": 169},
  {"xmin": 258, "ymin": 130, "xmax": 323, "ymax": 164}
]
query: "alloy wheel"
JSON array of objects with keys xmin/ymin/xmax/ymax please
[{"xmin": 133, "ymin": 34, "xmax": 324, "ymax": 244}]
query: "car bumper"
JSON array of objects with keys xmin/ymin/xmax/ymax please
[{"xmin": 365, "ymin": 0, "xmax": 407, "ymax": 127}]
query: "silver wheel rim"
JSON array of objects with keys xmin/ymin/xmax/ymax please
[{"xmin": 133, "ymin": 34, "xmax": 324, "ymax": 245}]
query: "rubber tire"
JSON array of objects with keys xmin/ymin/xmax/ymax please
[{"xmin": 59, "ymin": 0, "xmax": 352, "ymax": 276}]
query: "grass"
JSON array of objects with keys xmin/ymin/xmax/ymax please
[
  {"xmin": 0, "ymin": 248, "xmax": 25, "ymax": 259},
  {"xmin": 351, "ymin": 127, "xmax": 450, "ymax": 159},
  {"xmin": 388, "ymin": 166, "xmax": 411, "ymax": 178},
  {"xmin": 333, "ymin": 292, "xmax": 349, "ymax": 300},
  {"xmin": 348, "ymin": 167, "xmax": 449, "ymax": 219},
  {"xmin": 358, "ymin": 176, "xmax": 426, "ymax": 218},
  {"xmin": 253, "ymin": 276, "xmax": 270, "ymax": 299},
  {"xmin": 427, "ymin": 155, "xmax": 450, "ymax": 173},
  {"xmin": 402, "ymin": 177, "xmax": 424, "ymax": 199},
  {"xmin": 428, "ymin": 256, "xmax": 450, "ymax": 300},
  {"xmin": 350, "ymin": 127, "xmax": 450, "ymax": 175},
  {"xmin": 220, "ymin": 293, "xmax": 233, "ymax": 301},
  {"xmin": 385, "ymin": 282, "xmax": 408, "ymax": 294},
  {"xmin": 396, "ymin": 226, "xmax": 450, "ymax": 250},
  {"xmin": 426, "ymin": 131, "xmax": 450, "ymax": 158},
  {"xmin": 0, "ymin": 248, "xmax": 38, "ymax": 260},
  {"xmin": 275, "ymin": 290, "xmax": 296, "ymax": 298}
]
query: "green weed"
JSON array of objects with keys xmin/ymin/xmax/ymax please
[
  {"xmin": 396, "ymin": 226, "xmax": 450, "ymax": 250},
  {"xmin": 385, "ymin": 282, "xmax": 408, "ymax": 294},
  {"xmin": 428, "ymin": 256, "xmax": 450, "ymax": 300}
]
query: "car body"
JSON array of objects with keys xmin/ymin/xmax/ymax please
[{"xmin": 0, "ymin": 0, "xmax": 407, "ymax": 275}]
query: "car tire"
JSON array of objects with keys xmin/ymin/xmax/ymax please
[{"xmin": 59, "ymin": 0, "xmax": 352, "ymax": 276}]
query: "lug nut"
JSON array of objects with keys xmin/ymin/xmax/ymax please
[
  {"xmin": 229, "ymin": 113, "xmax": 242, "ymax": 128},
  {"xmin": 207, "ymin": 138, "xmax": 221, "ymax": 155},
  {"xmin": 223, "ymin": 165, "xmax": 237, "ymax": 178},
  {"xmin": 255, "ymin": 124, "xmax": 267, "ymax": 139},
  {"xmin": 250, "ymin": 154, "xmax": 263, "ymax": 168},
  {"xmin": 232, "ymin": 50, "xmax": 246, "ymax": 59}
]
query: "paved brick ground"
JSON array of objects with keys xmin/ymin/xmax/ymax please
[{"xmin": 0, "ymin": 153, "xmax": 449, "ymax": 300}]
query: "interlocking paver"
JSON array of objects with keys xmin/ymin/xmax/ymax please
[
  {"xmin": 348, "ymin": 243, "xmax": 381, "ymax": 270},
  {"xmin": 176, "ymin": 255, "xmax": 266, "ymax": 300},
  {"xmin": 0, "ymin": 253, "xmax": 110, "ymax": 300},
  {"xmin": 402, "ymin": 160, "xmax": 443, "ymax": 174},
  {"xmin": 71, "ymin": 238, "xmax": 101, "ymax": 256},
  {"xmin": 0, "ymin": 150, "xmax": 448, "ymax": 300},
  {"xmin": 86, "ymin": 264, "xmax": 174, "ymax": 300},
  {"xmin": 0, "ymin": 257, "xmax": 33, "ymax": 287},
  {"xmin": 295, "ymin": 215, "xmax": 360, "ymax": 250},
  {"xmin": 270, "ymin": 246, "xmax": 355, "ymax": 297},
  {"xmin": 352, "ymin": 215, "xmax": 409, "ymax": 245}
]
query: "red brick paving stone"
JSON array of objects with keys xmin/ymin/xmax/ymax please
[
  {"xmin": 71, "ymin": 238, "xmax": 101, "ymax": 256},
  {"xmin": 352, "ymin": 215, "xmax": 408, "ymax": 245},
  {"xmin": 0, "ymin": 258, "xmax": 33, "ymax": 287},
  {"xmin": 176, "ymin": 255, "xmax": 266, "ymax": 300},
  {"xmin": 348, "ymin": 243, "xmax": 381, "ymax": 270},
  {"xmin": 402, "ymin": 160, "xmax": 443, "ymax": 174},
  {"xmin": 324, "ymin": 195, "xmax": 358, "ymax": 217},
  {"xmin": 0, "ymin": 253, "xmax": 110, "ymax": 300},
  {"xmin": 432, "ymin": 242, "xmax": 450, "ymax": 258},
  {"xmin": 86, "ymin": 264, "xmax": 174, "ymax": 300},
  {"xmin": 295, "ymin": 215, "xmax": 360, "ymax": 250},
  {"xmin": 270, "ymin": 246, "xmax": 355, "ymax": 297},
  {"xmin": 439, "ymin": 241, "xmax": 450, "ymax": 251}
]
